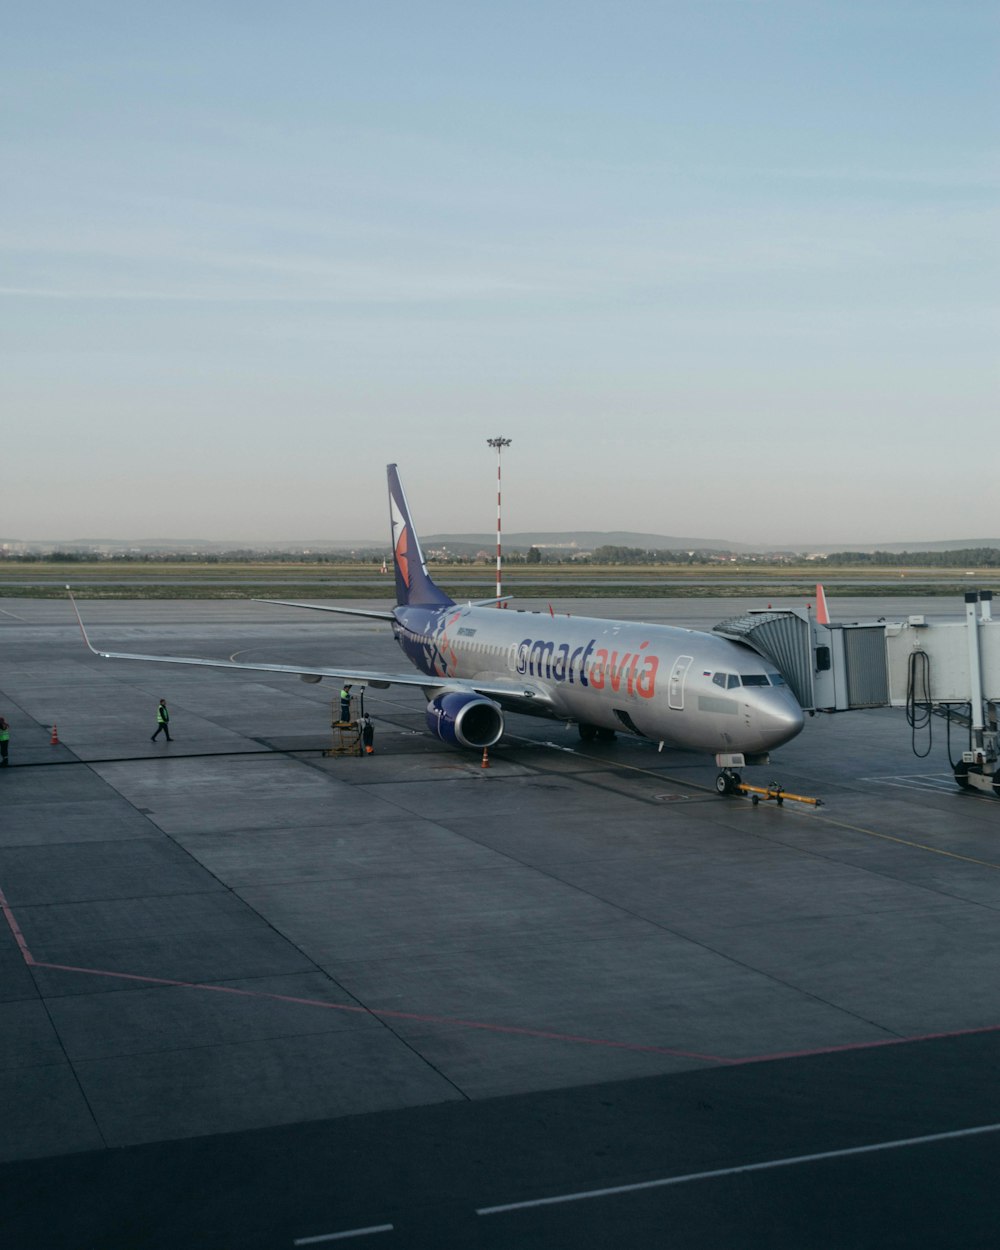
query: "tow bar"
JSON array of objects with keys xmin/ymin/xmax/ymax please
[{"xmin": 738, "ymin": 780, "xmax": 823, "ymax": 808}]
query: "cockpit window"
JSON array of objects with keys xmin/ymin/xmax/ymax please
[
  {"xmin": 727, "ymin": 674, "xmax": 740, "ymax": 689},
  {"xmin": 712, "ymin": 672, "xmax": 726, "ymax": 688},
  {"xmin": 767, "ymin": 672, "xmax": 786, "ymax": 686},
  {"xmin": 740, "ymin": 674, "xmax": 770, "ymax": 686}
]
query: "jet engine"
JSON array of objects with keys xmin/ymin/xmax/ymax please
[{"xmin": 426, "ymin": 691, "xmax": 504, "ymax": 748}]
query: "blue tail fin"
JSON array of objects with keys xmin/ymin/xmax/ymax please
[{"xmin": 387, "ymin": 465, "xmax": 454, "ymax": 608}]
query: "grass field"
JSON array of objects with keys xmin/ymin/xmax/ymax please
[{"xmin": 2, "ymin": 561, "xmax": 999, "ymax": 599}]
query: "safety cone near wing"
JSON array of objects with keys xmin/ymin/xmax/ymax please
[
  {"xmin": 481, "ymin": 748, "xmax": 490, "ymax": 769},
  {"xmin": 50, "ymin": 723, "xmax": 60, "ymax": 745},
  {"xmin": 815, "ymin": 584, "xmax": 830, "ymax": 626}
]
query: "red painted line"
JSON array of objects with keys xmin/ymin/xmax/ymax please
[
  {"xmin": 30, "ymin": 960, "xmax": 728, "ymax": 1063},
  {"xmin": 0, "ymin": 884, "xmax": 35, "ymax": 965},
  {"xmin": 10, "ymin": 891, "xmax": 1000, "ymax": 1069},
  {"xmin": 732, "ymin": 1019, "xmax": 1000, "ymax": 1067}
]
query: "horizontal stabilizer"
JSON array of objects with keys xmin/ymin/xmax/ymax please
[{"xmin": 255, "ymin": 599, "xmax": 396, "ymax": 621}]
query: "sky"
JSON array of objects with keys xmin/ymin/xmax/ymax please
[{"xmin": 2, "ymin": 0, "xmax": 997, "ymax": 547}]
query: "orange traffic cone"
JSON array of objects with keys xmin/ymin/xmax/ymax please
[
  {"xmin": 50, "ymin": 723, "xmax": 60, "ymax": 745},
  {"xmin": 481, "ymin": 748, "xmax": 490, "ymax": 769}
]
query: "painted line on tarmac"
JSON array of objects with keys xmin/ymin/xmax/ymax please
[
  {"xmin": 293, "ymin": 1223, "xmax": 394, "ymax": 1244},
  {"xmin": 0, "ymin": 883, "xmax": 35, "ymax": 964},
  {"xmin": 805, "ymin": 812, "xmax": 1000, "ymax": 872},
  {"xmin": 521, "ymin": 738, "xmax": 1000, "ymax": 873},
  {"xmin": 19, "ymin": 958, "xmax": 730, "ymax": 1065},
  {"xmin": 476, "ymin": 1120, "xmax": 1000, "ymax": 1215},
  {"xmin": 22, "ymin": 953, "xmax": 1000, "ymax": 1071},
  {"xmin": 860, "ymin": 773, "xmax": 975, "ymax": 794},
  {"xmin": 733, "ymin": 1017, "xmax": 1000, "ymax": 1065}
]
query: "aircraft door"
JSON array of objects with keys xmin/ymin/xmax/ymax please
[{"xmin": 668, "ymin": 655, "xmax": 693, "ymax": 710}]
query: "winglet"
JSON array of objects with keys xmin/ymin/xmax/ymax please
[
  {"xmin": 67, "ymin": 588, "xmax": 101, "ymax": 655},
  {"xmin": 815, "ymin": 583, "xmax": 830, "ymax": 626}
]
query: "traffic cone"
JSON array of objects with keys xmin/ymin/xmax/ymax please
[
  {"xmin": 481, "ymin": 748, "xmax": 490, "ymax": 769},
  {"xmin": 50, "ymin": 723, "xmax": 60, "ymax": 745}
]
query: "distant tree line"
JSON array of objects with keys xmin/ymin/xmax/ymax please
[
  {"xmin": 5, "ymin": 546, "xmax": 1000, "ymax": 567},
  {"xmin": 821, "ymin": 549, "xmax": 1000, "ymax": 568},
  {"xmin": 2, "ymin": 551, "xmax": 389, "ymax": 564},
  {"xmin": 585, "ymin": 545, "xmax": 712, "ymax": 565}
]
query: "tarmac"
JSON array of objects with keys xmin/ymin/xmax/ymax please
[{"xmin": 2, "ymin": 595, "xmax": 1000, "ymax": 1248}]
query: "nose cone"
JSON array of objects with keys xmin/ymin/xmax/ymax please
[{"xmin": 758, "ymin": 689, "xmax": 805, "ymax": 749}]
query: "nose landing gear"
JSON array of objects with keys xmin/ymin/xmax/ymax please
[{"xmin": 715, "ymin": 769, "xmax": 742, "ymax": 795}]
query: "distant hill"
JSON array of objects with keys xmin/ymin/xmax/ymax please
[
  {"xmin": 424, "ymin": 533, "xmax": 1000, "ymax": 557},
  {"xmin": 807, "ymin": 539, "xmax": 1000, "ymax": 555},
  {"xmin": 422, "ymin": 531, "xmax": 749, "ymax": 554},
  {"xmin": 5, "ymin": 533, "xmax": 1000, "ymax": 557}
]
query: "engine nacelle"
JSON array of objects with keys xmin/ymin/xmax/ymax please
[{"xmin": 426, "ymin": 691, "xmax": 504, "ymax": 749}]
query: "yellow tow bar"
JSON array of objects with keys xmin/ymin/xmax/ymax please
[{"xmin": 737, "ymin": 781, "xmax": 823, "ymax": 808}]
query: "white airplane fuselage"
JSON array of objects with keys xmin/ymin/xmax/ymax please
[{"xmin": 393, "ymin": 602, "xmax": 804, "ymax": 755}]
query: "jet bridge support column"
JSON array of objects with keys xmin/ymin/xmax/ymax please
[{"xmin": 959, "ymin": 591, "xmax": 1000, "ymax": 795}]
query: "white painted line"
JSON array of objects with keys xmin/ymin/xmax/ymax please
[
  {"xmin": 860, "ymin": 774, "xmax": 962, "ymax": 794},
  {"xmin": 293, "ymin": 1224, "xmax": 394, "ymax": 1245},
  {"xmin": 477, "ymin": 1120, "xmax": 1000, "ymax": 1216}
]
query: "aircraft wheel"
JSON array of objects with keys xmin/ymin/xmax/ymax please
[
  {"xmin": 954, "ymin": 761, "xmax": 971, "ymax": 790},
  {"xmin": 751, "ymin": 794, "xmax": 759, "ymax": 806},
  {"xmin": 596, "ymin": 728, "xmax": 617, "ymax": 742},
  {"xmin": 578, "ymin": 723, "xmax": 597, "ymax": 743},
  {"xmin": 715, "ymin": 772, "xmax": 731, "ymax": 795}
]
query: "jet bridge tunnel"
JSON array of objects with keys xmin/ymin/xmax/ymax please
[{"xmin": 715, "ymin": 591, "xmax": 1000, "ymax": 796}]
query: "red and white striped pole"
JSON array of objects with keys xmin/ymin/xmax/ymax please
[{"xmin": 486, "ymin": 436, "xmax": 511, "ymax": 602}]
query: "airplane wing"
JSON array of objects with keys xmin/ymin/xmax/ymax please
[
  {"xmin": 69, "ymin": 594, "xmax": 551, "ymax": 706},
  {"xmin": 257, "ymin": 596, "xmax": 510, "ymax": 617}
]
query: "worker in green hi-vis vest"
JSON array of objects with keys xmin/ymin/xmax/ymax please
[{"xmin": 151, "ymin": 698, "xmax": 172, "ymax": 742}]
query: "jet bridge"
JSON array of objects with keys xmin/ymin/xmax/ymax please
[{"xmin": 715, "ymin": 591, "xmax": 1000, "ymax": 797}]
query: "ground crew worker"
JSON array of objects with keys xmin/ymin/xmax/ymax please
[
  {"xmin": 151, "ymin": 698, "xmax": 172, "ymax": 742},
  {"xmin": 361, "ymin": 713, "xmax": 375, "ymax": 755},
  {"xmin": 339, "ymin": 685, "xmax": 352, "ymax": 723},
  {"xmin": 0, "ymin": 717, "xmax": 9, "ymax": 766}
]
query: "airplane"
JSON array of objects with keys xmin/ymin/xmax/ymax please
[{"xmin": 71, "ymin": 464, "xmax": 805, "ymax": 792}]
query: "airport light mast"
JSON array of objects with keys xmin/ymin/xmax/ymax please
[{"xmin": 486, "ymin": 436, "xmax": 512, "ymax": 601}]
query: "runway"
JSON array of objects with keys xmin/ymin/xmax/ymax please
[{"xmin": 3, "ymin": 596, "xmax": 1000, "ymax": 1248}]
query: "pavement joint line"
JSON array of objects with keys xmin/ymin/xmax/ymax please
[
  {"xmin": 1, "ymin": 748, "xmax": 324, "ymax": 768},
  {"xmin": 475, "ymin": 1120, "xmax": 1000, "ymax": 1215}
]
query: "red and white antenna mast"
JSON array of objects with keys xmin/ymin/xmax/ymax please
[{"xmin": 486, "ymin": 436, "xmax": 512, "ymax": 602}]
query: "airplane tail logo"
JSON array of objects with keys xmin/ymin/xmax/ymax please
[{"xmin": 387, "ymin": 464, "xmax": 453, "ymax": 608}]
